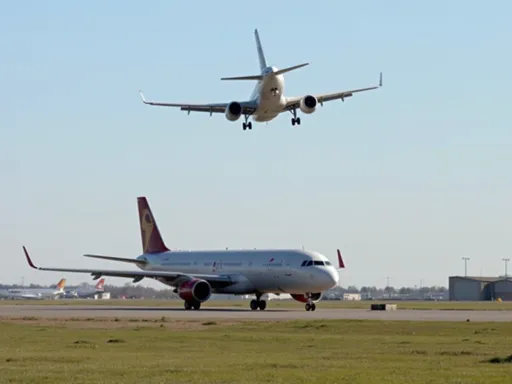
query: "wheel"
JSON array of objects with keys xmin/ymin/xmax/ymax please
[
  {"xmin": 258, "ymin": 300, "xmax": 266, "ymax": 310},
  {"xmin": 250, "ymin": 299, "xmax": 259, "ymax": 310},
  {"xmin": 291, "ymin": 118, "xmax": 295, "ymax": 126},
  {"xmin": 242, "ymin": 123, "xmax": 247, "ymax": 130},
  {"xmin": 305, "ymin": 303, "xmax": 311, "ymax": 311},
  {"xmin": 310, "ymin": 303, "xmax": 316, "ymax": 311},
  {"xmin": 296, "ymin": 117, "xmax": 301, "ymax": 125},
  {"xmin": 248, "ymin": 122, "xmax": 252, "ymax": 130},
  {"xmin": 184, "ymin": 301, "xmax": 191, "ymax": 310},
  {"xmin": 193, "ymin": 302, "xmax": 201, "ymax": 310}
]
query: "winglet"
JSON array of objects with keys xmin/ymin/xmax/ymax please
[
  {"xmin": 337, "ymin": 249, "xmax": 345, "ymax": 269},
  {"xmin": 379, "ymin": 72, "xmax": 383, "ymax": 87},
  {"xmin": 138, "ymin": 90, "xmax": 148, "ymax": 104},
  {"xmin": 23, "ymin": 246, "xmax": 38, "ymax": 269}
]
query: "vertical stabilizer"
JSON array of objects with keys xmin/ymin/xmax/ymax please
[
  {"xmin": 56, "ymin": 278, "xmax": 66, "ymax": 290},
  {"xmin": 137, "ymin": 197, "xmax": 170, "ymax": 254},
  {"xmin": 95, "ymin": 278, "xmax": 105, "ymax": 291},
  {"xmin": 254, "ymin": 29, "xmax": 267, "ymax": 72}
]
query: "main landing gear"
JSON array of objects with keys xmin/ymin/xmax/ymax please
[
  {"xmin": 184, "ymin": 300, "xmax": 201, "ymax": 310},
  {"xmin": 242, "ymin": 113, "xmax": 253, "ymax": 131},
  {"xmin": 305, "ymin": 293, "xmax": 316, "ymax": 312},
  {"xmin": 288, "ymin": 107, "xmax": 301, "ymax": 126},
  {"xmin": 250, "ymin": 293, "xmax": 267, "ymax": 310}
]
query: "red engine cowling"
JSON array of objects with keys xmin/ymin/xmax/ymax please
[
  {"xmin": 291, "ymin": 293, "xmax": 323, "ymax": 303},
  {"xmin": 178, "ymin": 279, "xmax": 212, "ymax": 303}
]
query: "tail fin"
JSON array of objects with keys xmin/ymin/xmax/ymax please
[
  {"xmin": 137, "ymin": 197, "xmax": 170, "ymax": 254},
  {"xmin": 254, "ymin": 29, "xmax": 267, "ymax": 72},
  {"xmin": 337, "ymin": 249, "xmax": 345, "ymax": 269},
  {"xmin": 95, "ymin": 278, "xmax": 105, "ymax": 290},
  {"xmin": 56, "ymin": 278, "xmax": 66, "ymax": 290}
]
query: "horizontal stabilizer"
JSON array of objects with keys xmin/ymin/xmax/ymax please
[
  {"xmin": 220, "ymin": 74, "xmax": 263, "ymax": 81},
  {"xmin": 274, "ymin": 63, "xmax": 309, "ymax": 76},
  {"xmin": 83, "ymin": 254, "xmax": 148, "ymax": 265}
]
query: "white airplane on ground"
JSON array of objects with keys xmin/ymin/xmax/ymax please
[
  {"xmin": 22, "ymin": 197, "xmax": 345, "ymax": 312},
  {"xmin": 63, "ymin": 278, "xmax": 105, "ymax": 299},
  {"xmin": 138, "ymin": 29, "xmax": 382, "ymax": 131},
  {"xmin": 0, "ymin": 278, "xmax": 66, "ymax": 300}
]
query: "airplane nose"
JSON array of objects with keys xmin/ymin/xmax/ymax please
[
  {"xmin": 329, "ymin": 268, "xmax": 339, "ymax": 286},
  {"xmin": 319, "ymin": 268, "xmax": 339, "ymax": 288}
]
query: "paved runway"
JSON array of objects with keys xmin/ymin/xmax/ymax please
[{"xmin": 1, "ymin": 305, "xmax": 511, "ymax": 322}]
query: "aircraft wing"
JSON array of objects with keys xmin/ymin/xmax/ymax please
[
  {"xmin": 284, "ymin": 72, "xmax": 382, "ymax": 109},
  {"xmin": 138, "ymin": 91, "xmax": 257, "ymax": 115},
  {"xmin": 22, "ymin": 247, "xmax": 234, "ymax": 289}
]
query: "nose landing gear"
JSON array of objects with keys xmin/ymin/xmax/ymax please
[{"xmin": 305, "ymin": 293, "xmax": 316, "ymax": 311}]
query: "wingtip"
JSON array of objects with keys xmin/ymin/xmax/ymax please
[
  {"xmin": 138, "ymin": 90, "xmax": 147, "ymax": 103},
  {"xmin": 22, "ymin": 246, "xmax": 37, "ymax": 269}
]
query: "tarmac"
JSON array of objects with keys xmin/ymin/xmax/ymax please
[{"xmin": 1, "ymin": 305, "xmax": 511, "ymax": 322}]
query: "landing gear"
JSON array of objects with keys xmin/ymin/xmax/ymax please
[
  {"xmin": 304, "ymin": 293, "xmax": 316, "ymax": 312},
  {"xmin": 288, "ymin": 107, "xmax": 301, "ymax": 126},
  {"xmin": 242, "ymin": 113, "xmax": 253, "ymax": 130},
  {"xmin": 250, "ymin": 293, "xmax": 267, "ymax": 310},
  {"xmin": 184, "ymin": 300, "xmax": 201, "ymax": 310}
]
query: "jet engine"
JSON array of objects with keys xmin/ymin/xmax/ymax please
[
  {"xmin": 225, "ymin": 101, "xmax": 243, "ymax": 121},
  {"xmin": 177, "ymin": 278, "xmax": 212, "ymax": 303},
  {"xmin": 290, "ymin": 292, "xmax": 323, "ymax": 303},
  {"xmin": 299, "ymin": 95, "xmax": 317, "ymax": 114}
]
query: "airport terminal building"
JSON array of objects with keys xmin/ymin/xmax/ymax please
[{"xmin": 449, "ymin": 276, "xmax": 512, "ymax": 301}]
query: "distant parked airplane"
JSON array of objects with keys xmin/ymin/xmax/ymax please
[
  {"xmin": 139, "ymin": 29, "xmax": 382, "ymax": 131},
  {"xmin": 22, "ymin": 197, "xmax": 345, "ymax": 312},
  {"xmin": 0, "ymin": 278, "xmax": 66, "ymax": 300},
  {"xmin": 63, "ymin": 278, "xmax": 105, "ymax": 298}
]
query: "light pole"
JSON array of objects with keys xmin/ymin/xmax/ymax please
[
  {"xmin": 503, "ymin": 258, "xmax": 510, "ymax": 278},
  {"xmin": 462, "ymin": 257, "xmax": 470, "ymax": 277}
]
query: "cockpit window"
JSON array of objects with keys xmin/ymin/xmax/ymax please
[{"xmin": 302, "ymin": 260, "xmax": 330, "ymax": 267}]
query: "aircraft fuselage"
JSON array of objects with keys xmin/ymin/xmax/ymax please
[
  {"xmin": 250, "ymin": 67, "xmax": 287, "ymax": 122},
  {"xmin": 136, "ymin": 248, "xmax": 339, "ymax": 295}
]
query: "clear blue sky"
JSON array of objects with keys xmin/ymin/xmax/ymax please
[{"xmin": 2, "ymin": 1, "xmax": 511, "ymax": 289}]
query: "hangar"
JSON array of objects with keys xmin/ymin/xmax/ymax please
[{"xmin": 449, "ymin": 276, "xmax": 512, "ymax": 301}]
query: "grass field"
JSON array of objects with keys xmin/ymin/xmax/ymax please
[
  {"xmin": 2, "ymin": 298, "xmax": 512, "ymax": 311},
  {"xmin": 0, "ymin": 317, "xmax": 511, "ymax": 384}
]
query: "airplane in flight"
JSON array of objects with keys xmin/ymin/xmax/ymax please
[
  {"xmin": 63, "ymin": 278, "xmax": 106, "ymax": 299},
  {"xmin": 0, "ymin": 278, "xmax": 66, "ymax": 300},
  {"xmin": 22, "ymin": 197, "xmax": 345, "ymax": 311},
  {"xmin": 138, "ymin": 29, "xmax": 382, "ymax": 131}
]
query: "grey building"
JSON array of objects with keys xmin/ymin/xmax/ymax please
[
  {"xmin": 488, "ymin": 278, "xmax": 512, "ymax": 301},
  {"xmin": 449, "ymin": 276, "xmax": 512, "ymax": 301}
]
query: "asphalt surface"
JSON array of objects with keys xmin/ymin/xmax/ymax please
[{"xmin": 1, "ymin": 305, "xmax": 511, "ymax": 322}]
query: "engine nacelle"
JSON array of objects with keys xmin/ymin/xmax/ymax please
[
  {"xmin": 178, "ymin": 278, "xmax": 212, "ymax": 303},
  {"xmin": 299, "ymin": 95, "xmax": 317, "ymax": 114},
  {"xmin": 290, "ymin": 292, "xmax": 323, "ymax": 303},
  {"xmin": 225, "ymin": 101, "xmax": 243, "ymax": 121}
]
